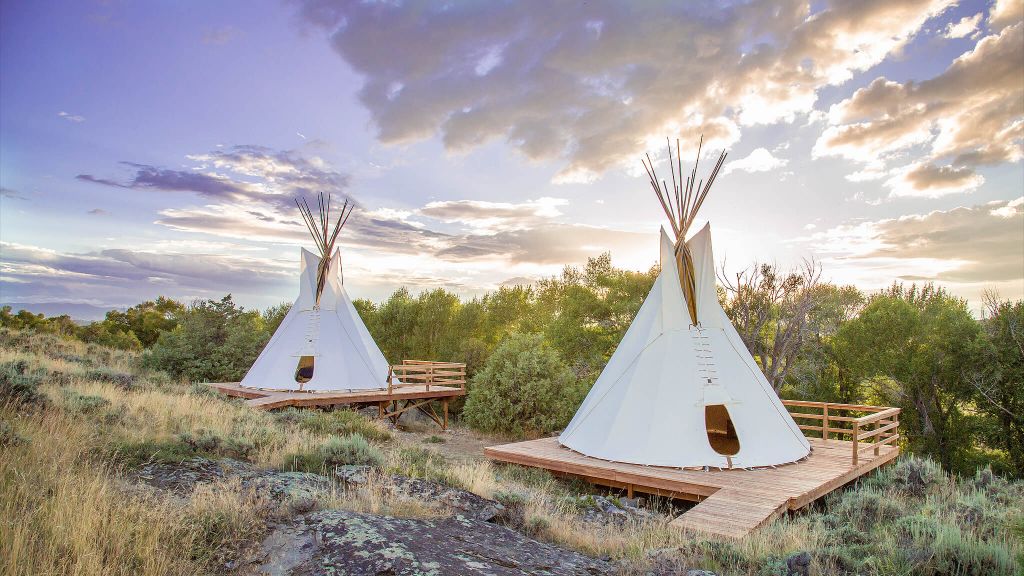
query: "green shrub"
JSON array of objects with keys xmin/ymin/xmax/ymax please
[
  {"xmin": 84, "ymin": 366, "xmax": 136, "ymax": 389},
  {"xmin": 423, "ymin": 435, "xmax": 446, "ymax": 444},
  {"xmin": 178, "ymin": 429, "xmax": 254, "ymax": 460},
  {"xmin": 834, "ymin": 488, "xmax": 905, "ymax": 531},
  {"xmin": 60, "ymin": 389, "xmax": 111, "ymax": 413},
  {"xmin": 389, "ymin": 446, "xmax": 461, "ymax": 487},
  {"xmin": 462, "ymin": 333, "xmax": 583, "ymax": 437},
  {"xmin": 278, "ymin": 408, "xmax": 392, "ymax": 442},
  {"xmin": 0, "ymin": 419, "xmax": 25, "ymax": 447},
  {"xmin": 0, "ymin": 360, "xmax": 48, "ymax": 408},
  {"xmin": 523, "ymin": 515, "xmax": 550, "ymax": 537},
  {"xmin": 932, "ymin": 525, "xmax": 1017, "ymax": 576},
  {"xmin": 110, "ymin": 438, "xmax": 199, "ymax": 467},
  {"xmin": 284, "ymin": 433, "xmax": 384, "ymax": 473},
  {"xmin": 494, "ymin": 489, "xmax": 528, "ymax": 527}
]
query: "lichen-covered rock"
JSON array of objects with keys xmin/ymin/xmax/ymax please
[
  {"xmin": 283, "ymin": 509, "xmax": 613, "ymax": 576},
  {"xmin": 567, "ymin": 494, "xmax": 658, "ymax": 527},
  {"xmin": 389, "ymin": 475, "xmax": 503, "ymax": 521},
  {"xmin": 131, "ymin": 457, "xmax": 330, "ymax": 505}
]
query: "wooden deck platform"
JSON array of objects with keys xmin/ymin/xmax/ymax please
[
  {"xmin": 207, "ymin": 360, "xmax": 467, "ymax": 429},
  {"xmin": 484, "ymin": 401, "xmax": 901, "ymax": 539}
]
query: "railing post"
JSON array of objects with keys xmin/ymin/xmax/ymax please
[
  {"xmin": 822, "ymin": 403, "xmax": 829, "ymax": 442},
  {"xmin": 387, "ymin": 366, "xmax": 394, "ymax": 394},
  {"xmin": 852, "ymin": 421, "xmax": 860, "ymax": 465},
  {"xmin": 874, "ymin": 420, "xmax": 882, "ymax": 456},
  {"xmin": 426, "ymin": 363, "xmax": 433, "ymax": 392}
]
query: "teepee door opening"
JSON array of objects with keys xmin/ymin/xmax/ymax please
[
  {"xmin": 705, "ymin": 404, "xmax": 739, "ymax": 456},
  {"xmin": 295, "ymin": 356, "xmax": 315, "ymax": 384}
]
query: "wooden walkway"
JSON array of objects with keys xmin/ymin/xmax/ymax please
[
  {"xmin": 485, "ymin": 401, "xmax": 901, "ymax": 539},
  {"xmin": 485, "ymin": 437, "xmax": 897, "ymax": 539}
]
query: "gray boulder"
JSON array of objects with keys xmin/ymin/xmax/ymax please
[{"xmin": 283, "ymin": 509, "xmax": 614, "ymax": 576}]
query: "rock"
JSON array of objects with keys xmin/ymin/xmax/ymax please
[
  {"xmin": 334, "ymin": 464, "xmax": 372, "ymax": 485},
  {"xmin": 282, "ymin": 509, "xmax": 614, "ymax": 576},
  {"xmin": 259, "ymin": 522, "xmax": 318, "ymax": 576},
  {"xmin": 572, "ymin": 495, "xmax": 657, "ymax": 527},
  {"xmin": 390, "ymin": 475, "xmax": 504, "ymax": 522},
  {"xmin": 629, "ymin": 547, "xmax": 718, "ymax": 576},
  {"xmin": 131, "ymin": 457, "xmax": 330, "ymax": 507},
  {"xmin": 786, "ymin": 551, "xmax": 811, "ymax": 576}
]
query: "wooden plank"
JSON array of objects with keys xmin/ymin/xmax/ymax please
[
  {"xmin": 855, "ymin": 407, "xmax": 902, "ymax": 425},
  {"xmin": 246, "ymin": 394, "xmax": 296, "ymax": 410}
]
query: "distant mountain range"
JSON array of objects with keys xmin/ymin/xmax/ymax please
[{"xmin": 1, "ymin": 302, "xmax": 118, "ymax": 323}]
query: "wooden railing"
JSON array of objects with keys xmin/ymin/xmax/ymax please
[
  {"xmin": 782, "ymin": 400, "xmax": 901, "ymax": 465},
  {"xmin": 386, "ymin": 360, "xmax": 466, "ymax": 394}
]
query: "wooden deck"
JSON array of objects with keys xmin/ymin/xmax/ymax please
[
  {"xmin": 485, "ymin": 401, "xmax": 901, "ymax": 539},
  {"xmin": 207, "ymin": 360, "xmax": 467, "ymax": 429}
]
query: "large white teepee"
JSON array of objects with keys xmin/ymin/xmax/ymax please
[
  {"xmin": 558, "ymin": 139, "xmax": 809, "ymax": 469},
  {"xmin": 240, "ymin": 195, "xmax": 392, "ymax": 392}
]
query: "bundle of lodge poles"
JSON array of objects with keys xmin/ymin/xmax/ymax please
[
  {"xmin": 295, "ymin": 192, "xmax": 355, "ymax": 305},
  {"xmin": 641, "ymin": 136, "xmax": 728, "ymax": 326}
]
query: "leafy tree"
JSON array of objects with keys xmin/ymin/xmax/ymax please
[
  {"xmin": 975, "ymin": 295, "xmax": 1024, "ymax": 476},
  {"xmin": 144, "ymin": 295, "xmax": 271, "ymax": 382},
  {"xmin": 833, "ymin": 284, "xmax": 984, "ymax": 472},
  {"xmin": 98, "ymin": 297, "xmax": 184, "ymax": 347},
  {"xmin": 463, "ymin": 332, "xmax": 583, "ymax": 437},
  {"xmin": 373, "ymin": 288, "xmax": 418, "ymax": 361}
]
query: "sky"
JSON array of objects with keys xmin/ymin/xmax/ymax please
[{"xmin": 1, "ymin": 0, "xmax": 1022, "ymax": 316}]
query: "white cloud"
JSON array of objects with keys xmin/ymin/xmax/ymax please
[
  {"xmin": 724, "ymin": 148, "xmax": 788, "ymax": 174},
  {"xmin": 815, "ymin": 21, "xmax": 1024, "ymax": 196},
  {"xmin": 944, "ymin": 13, "xmax": 982, "ymax": 38},
  {"xmin": 805, "ymin": 198, "xmax": 1024, "ymax": 293},
  {"xmin": 885, "ymin": 162, "xmax": 985, "ymax": 198},
  {"xmin": 298, "ymin": 0, "xmax": 954, "ymax": 180},
  {"xmin": 58, "ymin": 111, "xmax": 85, "ymax": 123}
]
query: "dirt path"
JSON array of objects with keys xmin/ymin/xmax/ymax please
[{"xmin": 384, "ymin": 412, "xmax": 505, "ymax": 464}]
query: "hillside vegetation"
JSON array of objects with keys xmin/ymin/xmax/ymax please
[
  {"xmin": 1, "ymin": 329, "xmax": 1021, "ymax": 575},
  {"xmin": 5, "ymin": 255, "xmax": 1022, "ymax": 477}
]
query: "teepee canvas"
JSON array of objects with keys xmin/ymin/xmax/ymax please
[
  {"xmin": 240, "ymin": 195, "xmax": 392, "ymax": 392},
  {"xmin": 558, "ymin": 140, "xmax": 809, "ymax": 469}
]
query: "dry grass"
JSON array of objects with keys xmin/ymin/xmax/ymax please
[
  {"xmin": 3, "ymin": 328, "xmax": 1020, "ymax": 576},
  {"xmin": 1, "ymin": 410, "xmax": 198, "ymax": 575}
]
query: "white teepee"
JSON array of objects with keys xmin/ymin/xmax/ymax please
[
  {"xmin": 558, "ymin": 139, "xmax": 809, "ymax": 469},
  {"xmin": 240, "ymin": 195, "xmax": 392, "ymax": 392}
]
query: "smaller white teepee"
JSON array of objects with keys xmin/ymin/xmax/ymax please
[{"xmin": 240, "ymin": 195, "xmax": 392, "ymax": 392}]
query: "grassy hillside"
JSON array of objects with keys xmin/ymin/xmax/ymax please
[{"xmin": 1, "ymin": 328, "xmax": 1021, "ymax": 575}]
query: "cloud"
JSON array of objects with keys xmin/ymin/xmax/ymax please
[
  {"xmin": 943, "ymin": 13, "xmax": 982, "ymax": 38},
  {"xmin": 78, "ymin": 145, "xmax": 350, "ymax": 210},
  {"xmin": 57, "ymin": 111, "xmax": 85, "ymax": 123},
  {"xmin": 297, "ymin": 0, "xmax": 953, "ymax": 180},
  {"xmin": 417, "ymin": 197, "xmax": 568, "ymax": 233},
  {"xmin": 808, "ymin": 197, "xmax": 1024, "ymax": 285},
  {"xmin": 0, "ymin": 187, "xmax": 27, "ymax": 200},
  {"xmin": 885, "ymin": 162, "xmax": 985, "ymax": 197},
  {"xmin": 724, "ymin": 148, "xmax": 788, "ymax": 174},
  {"xmin": 815, "ymin": 20, "xmax": 1024, "ymax": 195},
  {"xmin": 87, "ymin": 208, "xmax": 109, "ymax": 216},
  {"xmin": 0, "ymin": 241, "xmax": 293, "ymax": 307},
  {"xmin": 990, "ymin": 0, "xmax": 1023, "ymax": 32}
]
